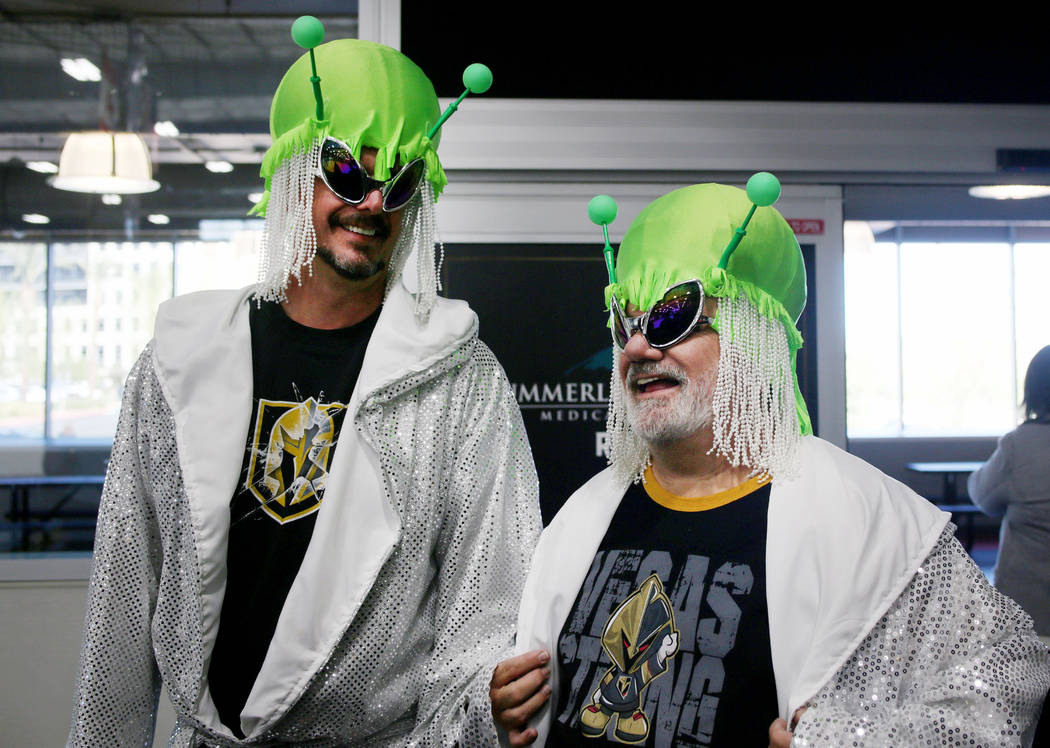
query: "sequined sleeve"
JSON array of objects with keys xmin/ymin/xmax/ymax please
[
  {"xmin": 68, "ymin": 346, "xmax": 164, "ymax": 747},
  {"xmin": 405, "ymin": 341, "xmax": 542, "ymax": 746},
  {"xmin": 792, "ymin": 526, "xmax": 1050, "ymax": 747}
]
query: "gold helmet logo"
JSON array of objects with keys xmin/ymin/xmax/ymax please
[
  {"xmin": 245, "ymin": 396, "xmax": 345, "ymax": 523},
  {"xmin": 601, "ymin": 574, "xmax": 677, "ymax": 674}
]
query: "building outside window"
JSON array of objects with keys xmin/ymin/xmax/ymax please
[
  {"xmin": 0, "ymin": 232, "xmax": 258, "ymax": 443},
  {"xmin": 0, "ymin": 242, "xmax": 47, "ymax": 440}
]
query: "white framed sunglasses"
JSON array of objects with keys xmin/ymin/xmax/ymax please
[
  {"xmin": 609, "ymin": 279, "xmax": 713, "ymax": 350},
  {"xmin": 317, "ymin": 136, "xmax": 425, "ymax": 212}
]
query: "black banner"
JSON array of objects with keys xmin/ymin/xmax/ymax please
[{"xmin": 444, "ymin": 244, "xmax": 610, "ymax": 523}]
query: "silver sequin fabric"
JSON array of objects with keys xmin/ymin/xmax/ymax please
[
  {"xmin": 794, "ymin": 525, "xmax": 1050, "ymax": 747},
  {"xmin": 68, "ymin": 333, "xmax": 541, "ymax": 747}
]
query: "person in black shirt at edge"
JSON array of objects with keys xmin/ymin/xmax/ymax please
[
  {"xmin": 68, "ymin": 16, "xmax": 540, "ymax": 747},
  {"xmin": 489, "ymin": 176, "xmax": 1049, "ymax": 747}
]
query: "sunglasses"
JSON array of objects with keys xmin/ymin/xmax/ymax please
[
  {"xmin": 318, "ymin": 137, "xmax": 426, "ymax": 212},
  {"xmin": 609, "ymin": 280, "xmax": 713, "ymax": 350}
]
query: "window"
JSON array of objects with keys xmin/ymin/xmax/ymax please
[
  {"xmin": 174, "ymin": 234, "xmax": 260, "ymax": 296},
  {"xmin": 0, "ymin": 243, "xmax": 46, "ymax": 440},
  {"xmin": 0, "ymin": 232, "xmax": 258, "ymax": 443},
  {"xmin": 845, "ymin": 223, "xmax": 1050, "ymax": 437}
]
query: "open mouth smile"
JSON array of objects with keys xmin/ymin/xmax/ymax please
[
  {"xmin": 340, "ymin": 224, "xmax": 376, "ymax": 236},
  {"xmin": 331, "ymin": 211, "xmax": 389, "ymax": 241},
  {"xmin": 335, "ymin": 220, "xmax": 388, "ymax": 239},
  {"xmin": 632, "ymin": 375, "xmax": 681, "ymax": 394}
]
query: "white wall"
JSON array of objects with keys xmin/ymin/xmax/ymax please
[
  {"xmin": 0, "ymin": 580, "xmax": 175, "ymax": 746},
  {"xmin": 436, "ymin": 98, "xmax": 1050, "ymax": 177}
]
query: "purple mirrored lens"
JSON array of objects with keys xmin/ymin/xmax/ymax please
[
  {"xmin": 383, "ymin": 159, "xmax": 425, "ymax": 210},
  {"xmin": 320, "ymin": 140, "xmax": 365, "ymax": 202},
  {"xmin": 646, "ymin": 293, "xmax": 700, "ymax": 346}
]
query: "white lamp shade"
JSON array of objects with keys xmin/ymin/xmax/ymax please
[{"xmin": 49, "ymin": 131, "xmax": 160, "ymax": 194}]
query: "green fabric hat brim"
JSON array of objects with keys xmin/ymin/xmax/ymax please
[
  {"xmin": 251, "ymin": 38, "xmax": 447, "ymax": 217},
  {"xmin": 604, "ymin": 182, "xmax": 812, "ymax": 435}
]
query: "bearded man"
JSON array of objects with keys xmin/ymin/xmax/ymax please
[
  {"xmin": 68, "ymin": 19, "xmax": 540, "ymax": 746},
  {"xmin": 490, "ymin": 177, "xmax": 1050, "ymax": 747}
]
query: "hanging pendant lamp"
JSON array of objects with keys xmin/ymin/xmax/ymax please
[{"xmin": 49, "ymin": 131, "xmax": 160, "ymax": 194}]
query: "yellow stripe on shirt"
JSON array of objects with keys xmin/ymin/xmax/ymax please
[{"xmin": 642, "ymin": 465, "xmax": 771, "ymax": 512}]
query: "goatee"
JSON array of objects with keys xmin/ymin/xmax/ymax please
[{"xmin": 315, "ymin": 243, "xmax": 386, "ymax": 281}]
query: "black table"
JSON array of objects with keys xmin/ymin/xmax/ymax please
[
  {"xmin": 1, "ymin": 475, "xmax": 105, "ymax": 551},
  {"xmin": 906, "ymin": 462, "xmax": 986, "ymax": 550},
  {"xmin": 905, "ymin": 461, "xmax": 985, "ymax": 502}
]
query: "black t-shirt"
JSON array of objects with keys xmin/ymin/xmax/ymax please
[
  {"xmin": 550, "ymin": 469, "xmax": 778, "ymax": 747},
  {"xmin": 208, "ymin": 300, "xmax": 380, "ymax": 738}
]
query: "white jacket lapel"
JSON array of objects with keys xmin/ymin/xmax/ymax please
[
  {"xmin": 514, "ymin": 467, "xmax": 629, "ymax": 747},
  {"xmin": 152, "ymin": 287, "xmax": 254, "ymax": 731}
]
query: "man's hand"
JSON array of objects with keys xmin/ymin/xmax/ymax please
[
  {"xmin": 768, "ymin": 707, "xmax": 807, "ymax": 748},
  {"xmin": 490, "ymin": 649, "xmax": 551, "ymax": 747},
  {"xmin": 768, "ymin": 718, "xmax": 792, "ymax": 748}
]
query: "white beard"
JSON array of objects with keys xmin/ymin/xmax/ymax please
[{"xmin": 623, "ymin": 360, "xmax": 716, "ymax": 444}]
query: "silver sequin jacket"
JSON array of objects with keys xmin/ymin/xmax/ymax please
[
  {"xmin": 514, "ymin": 436, "xmax": 1050, "ymax": 746},
  {"xmin": 68, "ymin": 283, "xmax": 541, "ymax": 747}
]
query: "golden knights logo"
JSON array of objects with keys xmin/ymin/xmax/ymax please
[
  {"xmin": 580, "ymin": 574, "xmax": 680, "ymax": 743},
  {"xmin": 244, "ymin": 397, "xmax": 346, "ymax": 523}
]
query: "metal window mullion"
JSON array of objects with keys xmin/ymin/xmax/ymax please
[
  {"xmin": 895, "ymin": 228, "xmax": 905, "ymax": 436},
  {"xmin": 44, "ymin": 238, "xmax": 53, "ymax": 441},
  {"xmin": 1008, "ymin": 228, "xmax": 1018, "ymax": 413}
]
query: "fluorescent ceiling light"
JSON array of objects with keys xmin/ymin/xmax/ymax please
[
  {"xmin": 23, "ymin": 213, "xmax": 50, "ymax": 224},
  {"xmin": 148, "ymin": 214, "xmax": 170, "ymax": 225},
  {"xmin": 26, "ymin": 161, "xmax": 59, "ymax": 174},
  {"xmin": 60, "ymin": 57, "xmax": 102, "ymax": 82},
  {"xmin": 153, "ymin": 120, "xmax": 179, "ymax": 137},
  {"xmin": 101, "ymin": 193, "xmax": 122, "ymax": 205},
  {"xmin": 968, "ymin": 185, "xmax": 1050, "ymax": 200},
  {"xmin": 205, "ymin": 160, "xmax": 234, "ymax": 173},
  {"xmin": 248, "ymin": 191, "xmax": 264, "ymax": 203}
]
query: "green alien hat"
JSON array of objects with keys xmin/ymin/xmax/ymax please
[
  {"xmin": 251, "ymin": 37, "xmax": 446, "ymax": 216},
  {"xmin": 608, "ymin": 178, "xmax": 806, "ymax": 344},
  {"xmin": 601, "ymin": 175, "xmax": 812, "ymax": 435}
]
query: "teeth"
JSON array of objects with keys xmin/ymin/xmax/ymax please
[
  {"xmin": 633, "ymin": 374, "xmax": 681, "ymax": 392},
  {"xmin": 340, "ymin": 224, "xmax": 376, "ymax": 236}
]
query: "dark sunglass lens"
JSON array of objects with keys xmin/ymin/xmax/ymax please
[
  {"xmin": 383, "ymin": 159, "xmax": 425, "ymax": 210},
  {"xmin": 320, "ymin": 141, "xmax": 365, "ymax": 202},
  {"xmin": 646, "ymin": 292, "xmax": 700, "ymax": 346}
]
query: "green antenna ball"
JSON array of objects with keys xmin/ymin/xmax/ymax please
[
  {"xmin": 588, "ymin": 195, "xmax": 618, "ymax": 226},
  {"xmin": 291, "ymin": 16, "xmax": 325, "ymax": 49},
  {"xmin": 746, "ymin": 171, "xmax": 781, "ymax": 207},
  {"xmin": 463, "ymin": 63, "xmax": 493, "ymax": 94}
]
